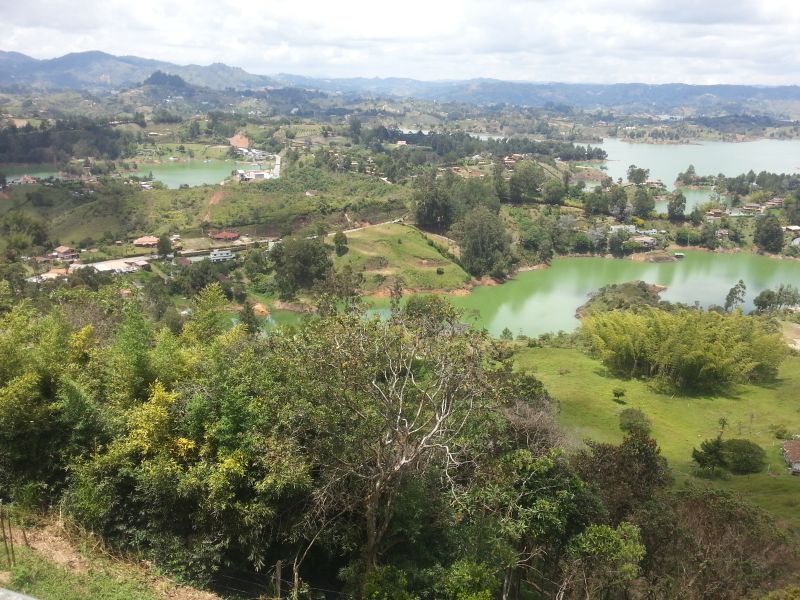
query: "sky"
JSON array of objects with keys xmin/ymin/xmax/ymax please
[{"xmin": 3, "ymin": 0, "xmax": 800, "ymax": 84}]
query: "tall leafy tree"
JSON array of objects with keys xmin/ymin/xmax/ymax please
[
  {"xmin": 509, "ymin": 161, "xmax": 545, "ymax": 203},
  {"xmin": 451, "ymin": 206, "xmax": 513, "ymax": 278},
  {"xmin": 270, "ymin": 237, "xmax": 332, "ymax": 299},
  {"xmin": 754, "ymin": 215, "xmax": 785, "ymax": 253},
  {"xmin": 724, "ymin": 280, "xmax": 746, "ymax": 312},
  {"xmin": 667, "ymin": 191, "xmax": 686, "ymax": 221},
  {"xmin": 627, "ymin": 164, "xmax": 650, "ymax": 185},
  {"xmin": 633, "ymin": 186, "xmax": 655, "ymax": 217}
]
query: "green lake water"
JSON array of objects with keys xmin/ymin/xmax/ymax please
[
  {"xmin": 446, "ymin": 252, "xmax": 800, "ymax": 337},
  {"xmin": 1, "ymin": 160, "xmax": 245, "ymax": 188},
  {"xmin": 278, "ymin": 253, "xmax": 800, "ymax": 337},
  {"xmin": 597, "ymin": 138, "xmax": 800, "ymax": 211},
  {"xmin": 135, "ymin": 160, "xmax": 242, "ymax": 188}
]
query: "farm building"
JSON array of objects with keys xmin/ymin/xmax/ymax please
[
  {"xmin": 632, "ymin": 236, "xmax": 657, "ymax": 248},
  {"xmin": 133, "ymin": 236, "xmax": 160, "ymax": 247},
  {"xmin": 238, "ymin": 169, "xmax": 273, "ymax": 181},
  {"xmin": 53, "ymin": 245, "xmax": 78, "ymax": 261},
  {"xmin": 209, "ymin": 231, "xmax": 240, "ymax": 241},
  {"xmin": 783, "ymin": 440, "xmax": 800, "ymax": 475}
]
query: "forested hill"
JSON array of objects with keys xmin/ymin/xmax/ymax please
[
  {"xmin": 0, "ymin": 50, "xmax": 276, "ymax": 91},
  {"xmin": 5, "ymin": 50, "xmax": 800, "ymax": 114}
]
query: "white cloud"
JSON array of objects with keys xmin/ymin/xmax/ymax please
[{"xmin": 2, "ymin": 0, "xmax": 800, "ymax": 83}]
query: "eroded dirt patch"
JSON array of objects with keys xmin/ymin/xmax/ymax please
[{"xmin": 228, "ymin": 133, "xmax": 250, "ymax": 148}]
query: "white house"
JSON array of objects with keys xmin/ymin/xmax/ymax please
[{"xmin": 209, "ymin": 249, "xmax": 234, "ymax": 263}]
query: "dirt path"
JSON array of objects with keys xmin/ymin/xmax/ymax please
[
  {"xmin": 203, "ymin": 191, "xmax": 227, "ymax": 221},
  {"xmin": 781, "ymin": 321, "xmax": 800, "ymax": 351},
  {"xmin": 8, "ymin": 525, "xmax": 222, "ymax": 600}
]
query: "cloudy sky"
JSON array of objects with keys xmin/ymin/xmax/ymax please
[{"xmin": 3, "ymin": 0, "xmax": 800, "ymax": 84}]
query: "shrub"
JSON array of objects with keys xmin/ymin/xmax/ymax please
[
  {"xmin": 619, "ymin": 408, "xmax": 652, "ymax": 436},
  {"xmin": 721, "ymin": 439, "xmax": 767, "ymax": 474},
  {"xmin": 771, "ymin": 424, "xmax": 790, "ymax": 440},
  {"xmin": 362, "ymin": 566, "xmax": 418, "ymax": 600},
  {"xmin": 583, "ymin": 308, "xmax": 786, "ymax": 392}
]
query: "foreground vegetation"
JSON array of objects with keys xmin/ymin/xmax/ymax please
[
  {"xmin": 0, "ymin": 280, "xmax": 799, "ymax": 599},
  {"xmin": 4, "ymin": 75, "xmax": 800, "ymax": 600}
]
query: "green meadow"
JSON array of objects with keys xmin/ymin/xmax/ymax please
[{"xmin": 514, "ymin": 346, "xmax": 800, "ymax": 529}]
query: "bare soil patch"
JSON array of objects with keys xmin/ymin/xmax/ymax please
[
  {"xmin": 782, "ymin": 321, "xmax": 800, "ymax": 351},
  {"xmin": 203, "ymin": 191, "xmax": 228, "ymax": 221},
  {"xmin": 10, "ymin": 524, "xmax": 223, "ymax": 600},
  {"xmin": 274, "ymin": 300, "xmax": 314, "ymax": 313},
  {"xmin": 228, "ymin": 133, "xmax": 250, "ymax": 148},
  {"xmin": 208, "ymin": 191, "xmax": 226, "ymax": 207},
  {"xmin": 20, "ymin": 525, "xmax": 91, "ymax": 574}
]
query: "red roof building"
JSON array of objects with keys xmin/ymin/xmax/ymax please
[
  {"xmin": 133, "ymin": 236, "xmax": 160, "ymax": 247},
  {"xmin": 784, "ymin": 440, "xmax": 800, "ymax": 475},
  {"xmin": 209, "ymin": 231, "xmax": 240, "ymax": 241}
]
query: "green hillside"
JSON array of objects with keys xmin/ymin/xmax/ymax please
[
  {"xmin": 515, "ymin": 346, "xmax": 800, "ymax": 529},
  {"xmin": 333, "ymin": 224, "xmax": 471, "ymax": 292}
]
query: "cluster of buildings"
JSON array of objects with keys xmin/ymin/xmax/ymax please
[
  {"xmin": 26, "ymin": 257, "xmax": 153, "ymax": 283},
  {"xmin": 235, "ymin": 152, "xmax": 281, "ymax": 182},
  {"xmin": 234, "ymin": 147, "xmax": 272, "ymax": 161}
]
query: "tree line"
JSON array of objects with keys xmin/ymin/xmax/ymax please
[{"xmin": 0, "ymin": 117, "xmax": 137, "ymax": 163}]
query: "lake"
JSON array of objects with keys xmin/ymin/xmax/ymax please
[
  {"xmin": 445, "ymin": 252, "xmax": 800, "ymax": 336},
  {"xmin": 135, "ymin": 160, "xmax": 241, "ymax": 188},
  {"xmin": 275, "ymin": 252, "xmax": 800, "ymax": 337},
  {"xmin": 598, "ymin": 138, "xmax": 800, "ymax": 211},
  {"xmin": 1, "ymin": 160, "xmax": 242, "ymax": 188}
]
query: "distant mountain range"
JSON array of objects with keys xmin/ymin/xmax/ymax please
[
  {"xmin": 4, "ymin": 50, "xmax": 800, "ymax": 114},
  {"xmin": 0, "ymin": 50, "xmax": 276, "ymax": 91},
  {"xmin": 275, "ymin": 74, "xmax": 800, "ymax": 112}
]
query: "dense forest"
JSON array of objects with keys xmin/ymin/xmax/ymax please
[{"xmin": 0, "ymin": 118, "xmax": 137, "ymax": 163}]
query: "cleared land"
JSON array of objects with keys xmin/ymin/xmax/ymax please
[{"xmin": 333, "ymin": 223, "xmax": 471, "ymax": 292}]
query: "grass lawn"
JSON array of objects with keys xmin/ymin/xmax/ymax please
[
  {"xmin": 514, "ymin": 346, "xmax": 800, "ymax": 530},
  {"xmin": 5, "ymin": 546, "xmax": 162, "ymax": 600},
  {"xmin": 333, "ymin": 224, "xmax": 471, "ymax": 292}
]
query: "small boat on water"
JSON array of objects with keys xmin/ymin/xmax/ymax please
[{"xmin": 673, "ymin": 252, "xmax": 685, "ymax": 259}]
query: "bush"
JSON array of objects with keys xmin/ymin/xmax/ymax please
[
  {"xmin": 619, "ymin": 408, "xmax": 652, "ymax": 436},
  {"xmin": 771, "ymin": 424, "xmax": 791, "ymax": 440},
  {"xmin": 583, "ymin": 308, "xmax": 787, "ymax": 392},
  {"xmin": 721, "ymin": 439, "xmax": 767, "ymax": 474},
  {"xmin": 362, "ymin": 566, "xmax": 419, "ymax": 600}
]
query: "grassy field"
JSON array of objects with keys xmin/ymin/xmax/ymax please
[
  {"xmin": 5, "ymin": 547, "xmax": 164, "ymax": 600},
  {"xmin": 333, "ymin": 224, "xmax": 471, "ymax": 292},
  {"xmin": 514, "ymin": 346, "xmax": 800, "ymax": 530}
]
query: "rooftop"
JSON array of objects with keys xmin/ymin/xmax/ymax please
[{"xmin": 784, "ymin": 440, "xmax": 800, "ymax": 464}]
